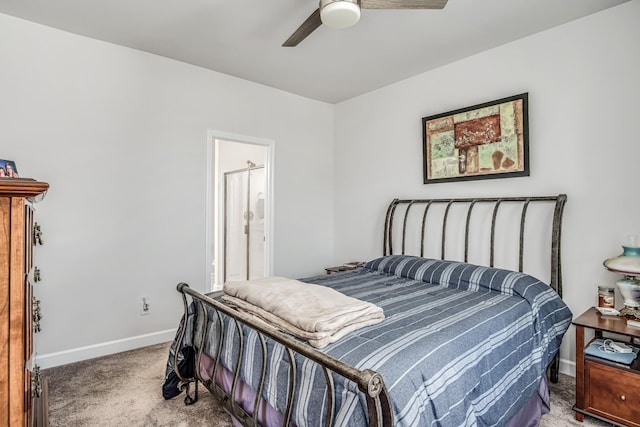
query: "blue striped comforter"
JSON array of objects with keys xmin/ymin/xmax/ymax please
[{"xmin": 164, "ymin": 255, "xmax": 572, "ymax": 427}]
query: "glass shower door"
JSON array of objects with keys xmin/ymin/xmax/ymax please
[
  {"xmin": 224, "ymin": 166, "xmax": 265, "ymax": 282},
  {"xmin": 247, "ymin": 167, "xmax": 265, "ymax": 280}
]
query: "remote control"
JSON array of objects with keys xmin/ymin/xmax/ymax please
[{"xmin": 611, "ymin": 341, "xmax": 634, "ymax": 353}]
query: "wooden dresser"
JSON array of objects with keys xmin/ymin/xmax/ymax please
[{"xmin": 0, "ymin": 178, "xmax": 49, "ymax": 427}]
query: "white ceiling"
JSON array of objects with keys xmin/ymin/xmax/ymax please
[{"xmin": 0, "ymin": 0, "xmax": 628, "ymax": 103}]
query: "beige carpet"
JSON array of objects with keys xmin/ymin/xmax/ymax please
[
  {"xmin": 45, "ymin": 342, "xmax": 232, "ymax": 427},
  {"xmin": 44, "ymin": 342, "xmax": 613, "ymax": 426}
]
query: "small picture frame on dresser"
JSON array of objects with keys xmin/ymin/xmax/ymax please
[{"xmin": 0, "ymin": 159, "xmax": 19, "ymax": 178}]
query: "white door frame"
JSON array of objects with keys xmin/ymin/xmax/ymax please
[{"xmin": 206, "ymin": 130, "xmax": 275, "ymax": 291}]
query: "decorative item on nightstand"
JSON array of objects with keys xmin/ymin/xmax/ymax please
[
  {"xmin": 603, "ymin": 235, "xmax": 640, "ymax": 319},
  {"xmin": 597, "ymin": 285, "xmax": 615, "ymax": 308}
]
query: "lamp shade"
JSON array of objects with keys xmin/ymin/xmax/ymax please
[
  {"xmin": 603, "ymin": 245, "xmax": 640, "ymax": 276},
  {"xmin": 320, "ymin": 0, "xmax": 361, "ymax": 29},
  {"xmin": 604, "ymin": 237, "xmax": 640, "ymax": 317}
]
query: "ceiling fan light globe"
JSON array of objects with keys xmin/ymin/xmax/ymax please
[{"xmin": 320, "ymin": 0, "xmax": 361, "ymax": 29}]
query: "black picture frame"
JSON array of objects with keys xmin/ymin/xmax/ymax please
[{"xmin": 422, "ymin": 93, "xmax": 529, "ymax": 184}]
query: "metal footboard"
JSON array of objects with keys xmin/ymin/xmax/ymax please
[{"xmin": 173, "ymin": 282, "xmax": 393, "ymax": 427}]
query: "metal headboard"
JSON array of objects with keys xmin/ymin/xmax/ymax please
[{"xmin": 383, "ymin": 195, "xmax": 567, "ymax": 296}]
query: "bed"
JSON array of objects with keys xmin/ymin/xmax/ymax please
[{"xmin": 163, "ymin": 195, "xmax": 572, "ymax": 427}]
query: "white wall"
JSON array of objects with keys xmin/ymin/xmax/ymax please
[
  {"xmin": 333, "ymin": 0, "xmax": 640, "ymax": 372},
  {"xmin": 2, "ymin": 2, "xmax": 637, "ymax": 369},
  {"xmin": 0, "ymin": 14, "xmax": 334, "ymax": 366},
  {"xmin": 218, "ymin": 141, "xmax": 267, "ymax": 173}
]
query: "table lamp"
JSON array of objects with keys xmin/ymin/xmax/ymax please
[{"xmin": 603, "ymin": 235, "xmax": 640, "ymax": 318}]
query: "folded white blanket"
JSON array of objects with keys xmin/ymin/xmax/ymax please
[{"xmin": 222, "ymin": 277, "xmax": 384, "ymax": 348}]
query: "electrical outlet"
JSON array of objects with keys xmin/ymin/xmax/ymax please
[{"xmin": 140, "ymin": 297, "xmax": 150, "ymax": 316}]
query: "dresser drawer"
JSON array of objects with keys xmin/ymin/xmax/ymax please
[{"xmin": 585, "ymin": 359, "xmax": 640, "ymax": 426}]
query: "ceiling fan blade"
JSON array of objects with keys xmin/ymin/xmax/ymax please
[
  {"xmin": 360, "ymin": 0, "xmax": 447, "ymax": 9},
  {"xmin": 282, "ymin": 8, "xmax": 322, "ymax": 47}
]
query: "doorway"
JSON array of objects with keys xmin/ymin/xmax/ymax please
[{"xmin": 207, "ymin": 131, "xmax": 274, "ymax": 291}]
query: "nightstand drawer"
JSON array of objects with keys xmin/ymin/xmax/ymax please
[{"xmin": 585, "ymin": 359, "xmax": 640, "ymax": 426}]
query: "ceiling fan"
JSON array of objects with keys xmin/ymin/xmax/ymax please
[{"xmin": 283, "ymin": 0, "xmax": 448, "ymax": 47}]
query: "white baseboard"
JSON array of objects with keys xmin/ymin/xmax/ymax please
[
  {"xmin": 559, "ymin": 357, "xmax": 575, "ymax": 377},
  {"xmin": 35, "ymin": 328, "xmax": 176, "ymax": 369}
]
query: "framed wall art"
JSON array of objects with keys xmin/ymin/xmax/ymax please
[{"xmin": 422, "ymin": 93, "xmax": 529, "ymax": 184}]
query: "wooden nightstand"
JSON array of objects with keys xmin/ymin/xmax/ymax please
[
  {"xmin": 573, "ymin": 307, "xmax": 640, "ymax": 427},
  {"xmin": 324, "ymin": 265, "xmax": 357, "ymax": 274},
  {"xmin": 324, "ymin": 262, "xmax": 363, "ymax": 275}
]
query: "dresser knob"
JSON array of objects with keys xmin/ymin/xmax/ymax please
[
  {"xmin": 31, "ymin": 365, "xmax": 42, "ymax": 398},
  {"xmin": 620, "ymin": 395, "xmax": 626, "ymax": 401},
  {"xmin": 33, "ymin": 222, "xmax": 44, "ymax": 245},
  {"xmin": 32, "ymin": 297, "xmax": 42, "ymax": 333}
]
